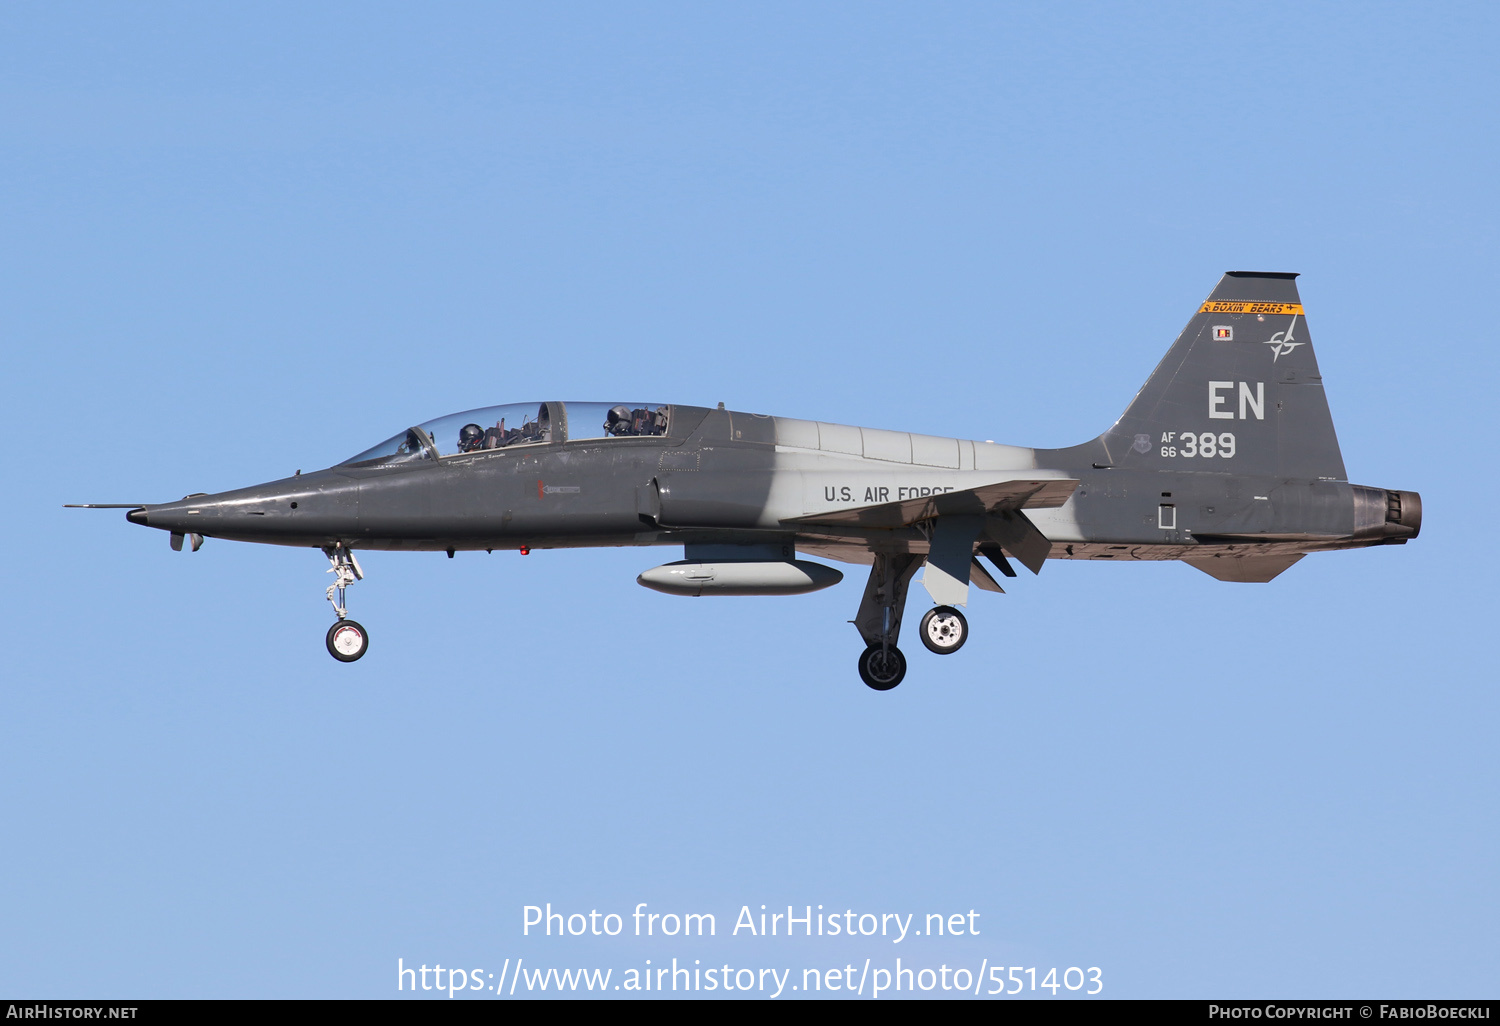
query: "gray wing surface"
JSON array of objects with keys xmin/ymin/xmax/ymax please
[{"xmin": 781, "ymin": 478, "xmax": 1079, "ymax": 530}]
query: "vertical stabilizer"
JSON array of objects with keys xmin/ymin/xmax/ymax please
[{"xmin": 1094, "ymin": 272, "xmax": 1347, "ymax": 482}]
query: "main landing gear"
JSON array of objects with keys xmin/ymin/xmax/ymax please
[
  {"xmin": 852, "ymin": 556, "xmax": 976, "ymax": 690},
  {"xmin": 852, "ymin": 553, "xmax": 923, "ymax": 691},
  {"xmin": 919, "ymin": 605, "xmax": 968, "ymax": 655},
  {"xmin": 858, "ymin": 645, "xmax": 907, "ymax": 690},
  {"xmin": 323, "ymin": 542, "xmax": 368, "ymax": 662}
]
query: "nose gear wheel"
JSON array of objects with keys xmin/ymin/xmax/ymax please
[{"xmin": 326, "ymin": 619, "xmax": 369, "ymax": 662}]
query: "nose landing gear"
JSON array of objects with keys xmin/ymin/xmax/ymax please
[{"xmin": 323, "ymin": 542, "xmax": 368, "ymax": 662}]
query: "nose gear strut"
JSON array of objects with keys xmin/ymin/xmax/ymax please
[{"xmin": 324, "ymin": 542, "xmax": 363, "ymax": 620}]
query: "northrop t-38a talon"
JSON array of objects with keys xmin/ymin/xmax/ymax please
[{"xmin": 72, "ymin": 273, "xmax": 1420, "ymax": 689}]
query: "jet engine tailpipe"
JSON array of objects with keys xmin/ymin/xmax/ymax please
[{"xmin": 1351, "ymin": 485, "xmax": 1422, "ymax": 542}]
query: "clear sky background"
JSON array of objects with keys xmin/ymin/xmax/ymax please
[{"xmin": 2, "ymin": 2, "xmax": 1496, "ymax": 1000}]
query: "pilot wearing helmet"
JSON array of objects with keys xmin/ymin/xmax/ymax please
[
  {"xmin": 457, "ymin": 423, "xmax": 486, "ymax": 453},
  {"xmin": 605, "ymin": 405, "xmax": 635, "ymax": 436}
]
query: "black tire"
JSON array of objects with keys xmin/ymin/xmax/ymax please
[
  {"xmin": 326, "ymin": 619, "xmax": 369, "ymax": 662},
  {"xmin": 919, "ymin": 605, "xmax": 968, "ymax": 655},
  {"xmin": 858, "ymin": 645, "xmax": 907, "ymax": 690}
]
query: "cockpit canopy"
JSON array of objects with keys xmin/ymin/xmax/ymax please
[{"xmin": 339, "ymin": 401, "xmax": 670, "ymax": 466}]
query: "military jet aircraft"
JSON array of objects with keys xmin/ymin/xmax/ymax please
[{"xmin": 71, "ymin": 272, "xmax": 1420, "ymax": 689}]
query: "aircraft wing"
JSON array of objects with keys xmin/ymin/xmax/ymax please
[{"xmin": 781, "ymin": 477, "xmax": 1079, "ymax": 530}]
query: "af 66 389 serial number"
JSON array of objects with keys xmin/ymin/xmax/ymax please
[{"xmin": 1161, "ymin": 431, "xmax": 1236, "ymax": 458}]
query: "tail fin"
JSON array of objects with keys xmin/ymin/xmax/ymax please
[{"xmin": 1096, "ymin": 272, "xmax": 1347, "ymax": 482}]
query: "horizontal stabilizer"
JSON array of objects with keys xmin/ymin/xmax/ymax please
[
  {"xmin": 1185, "ymin": 553, "xmax": 1304, "ymax": 583},
  {"xmin": 783, "ymin": 478, "xmax": 1077, "ymax": 530}
]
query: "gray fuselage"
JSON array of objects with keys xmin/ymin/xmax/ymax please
[{"xmin": 125, "ymin": 401, "xmax": 1417, "ymax": 572}]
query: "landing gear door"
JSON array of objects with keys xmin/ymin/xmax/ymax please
[{"xmin": 922, "ymin": 515, "xmax": 984, "ymax": 607}]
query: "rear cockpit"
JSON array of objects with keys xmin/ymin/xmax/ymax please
[{"xmin": 339, "ymin": 401, "xmax": 670, "ymax": 467}]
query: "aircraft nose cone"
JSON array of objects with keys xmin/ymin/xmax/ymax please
[{"xmin": 127, "ymin": 508, "xmax": 149, "ymax": 526}]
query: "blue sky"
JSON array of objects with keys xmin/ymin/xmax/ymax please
[{"xmin": 2, "ymin": 2, "xmax": 1495, "ymax": 999}]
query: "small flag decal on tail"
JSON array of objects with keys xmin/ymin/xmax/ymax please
[{"xmin": 1213, "ymin": 325, "xmax": 1233, "ymax": 341}]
